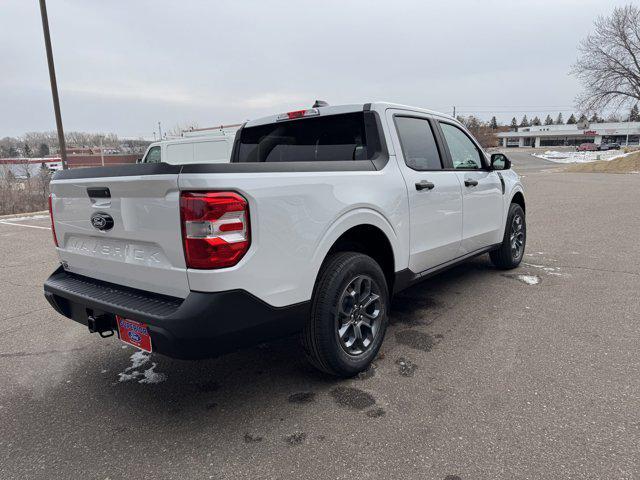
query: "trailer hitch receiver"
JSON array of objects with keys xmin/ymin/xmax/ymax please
[{"xmin": 87, "ymin": 315, "xmax": 115, "ymax": 338}]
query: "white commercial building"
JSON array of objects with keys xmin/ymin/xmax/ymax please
[{"xmin": 497, "ymin": 121, "xmax": 640, "ymax": 148}]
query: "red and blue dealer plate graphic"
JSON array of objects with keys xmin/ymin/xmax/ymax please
[{"xmin": 116, "ymin": 316, "xmax": 152, "ymax": 352}]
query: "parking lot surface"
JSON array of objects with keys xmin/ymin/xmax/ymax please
[{"xmin": 1, "ymin": 152, "xmax": 639, "ymax": 479}]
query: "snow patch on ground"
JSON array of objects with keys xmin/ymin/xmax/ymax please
[
  {"xmin": 524, "ymin": 262, "xmax": 565, "ymax": 277},
  {"xmin": 532, "ymin": 150, "xmax": 629, "ymax": 164},
  {"xmin": 139, "ymin": 364, "xmax": 167, "ymax": 384},
  {"xmin": 129, "ymin": 350, "xmax": 150, "ymax": 370},
  {"xmin": 118, "ymin": 370, "xmax": 143, "ymax": 382},
  {"xmin": 0, "ymin": 214, "xmax": 49, "ymax": 221},
  {"xmin": 118, "ymin": 351, "xmax": 166, "ymax": 384},
  {"xmin": 516, "ymin": 274, "xmax": 541, "ymax": 285}
]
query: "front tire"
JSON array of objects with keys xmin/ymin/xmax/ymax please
[
  {"xmin": 303, "ymin": 252, "xmax": 389, "ymax": 377},
  {"xmin": 490, "ymin": 203, "xmax": 526, "ymax": 269}
]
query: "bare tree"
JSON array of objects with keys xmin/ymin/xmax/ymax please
[
  {"xmin": 572, "ymin": 5, "xmax": 640, "ymax": 111},
  {"xmin": 456, "ymin": 115, "xmax": 500, "ymax": 148},
  {"xmin": 15, "ymin": 158, "xmax": 32, "ymax": 179}
]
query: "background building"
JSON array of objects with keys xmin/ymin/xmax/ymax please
[{"xmin": 497, "ymin": 121, "xmax": 640, "ymax": 148}]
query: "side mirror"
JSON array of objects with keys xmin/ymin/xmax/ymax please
[
  {"xmin": 490, "ymin": 153, "xmax": 511, "ymax": 170},
  {"xmin": 136, "ymin": 158, "xmax": 142, "ymax": 164}
]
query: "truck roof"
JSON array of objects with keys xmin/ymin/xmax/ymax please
[
  {"xmin": 244, "ymin": 102, "xmax": 454, "ymax": 127},
  {"xmin": 145, "ymin": 131, "xmax": 236, "ymax": 150}
]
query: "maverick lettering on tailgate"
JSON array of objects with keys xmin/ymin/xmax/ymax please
[{"xmin": 68, "ymin": 238, "xmax": 164, "ymax": 265}]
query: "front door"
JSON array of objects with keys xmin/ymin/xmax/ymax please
[
  {"xmin": 387, "ymin": 111, "xmax": 463, "ymax": 273},
  {"xmin": 437, "ymin": 121, "xmax": 504, "ymax": 254}
]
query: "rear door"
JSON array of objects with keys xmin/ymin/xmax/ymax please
[
  {"xmin": 387, "ymin": 110, "xmax": 463, "ymax": 272},
  {"xmin": 50, "ymin": 167, "xmax": 189, "ymax": 298},
  {"xmin": 437, "ymin": 121, "xmax": 504, "ymax": 254}
]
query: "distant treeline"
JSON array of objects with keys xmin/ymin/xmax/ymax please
[{"xmin": 0, "ymin": 131, "xmax": 150, "ymax": 158}]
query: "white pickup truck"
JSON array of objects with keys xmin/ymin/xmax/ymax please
[{"xmin": 44, "ymin": 102, "xmax": 526, "ymax": 377}]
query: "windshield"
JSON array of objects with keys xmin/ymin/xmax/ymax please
[{"xmin": 236, "ymin": 112, "xmax": 369, "ymax": 162}]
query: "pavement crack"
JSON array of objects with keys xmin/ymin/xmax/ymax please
[
  {"xmin": 554, "ymin": 264, "xmax": 640, "ymax": 277},
  {"xmin": 0, "ymin": 346, "xmax": 90, "ymax": 358},
  {"xmin": 0, "ymin": 307, "xmax": 50, "ymax": 323}
]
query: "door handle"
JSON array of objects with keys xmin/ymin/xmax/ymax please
[
  {"xmin": 415, "ymin": 180, "xmax": 435, "ymax": 191},
  {"xmin": 464, "ymin": 179, "xmax": 479, "ymax": 187}
]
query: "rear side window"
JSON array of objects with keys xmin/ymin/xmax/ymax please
[
  {"xmin": 193, "ymin": 141, "xmax": 229, "ymax": 164},
  {"xmin": 236, "ymin": 113, "xmax": 368, "ymax": 162},
  {"xmin": 166, "ymin": 143, "xmax": 193, "ymax": 164},
  {"xmin": 394, "ymin": 116, "xmax": 442, "ymax": 170}
]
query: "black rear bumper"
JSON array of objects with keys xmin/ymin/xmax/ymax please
[{"xmin": 43, "ymin": 266, "xmax": 309, "ymax": 359}]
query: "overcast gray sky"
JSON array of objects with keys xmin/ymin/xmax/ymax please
[{"xmin": 0, "ymin": 0, "xmax": 632, "ymax": 138}]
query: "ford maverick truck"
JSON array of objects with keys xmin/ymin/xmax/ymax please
[{"xmin": 44, "ymin": 102, "xmax": 526, "ymax": 377}]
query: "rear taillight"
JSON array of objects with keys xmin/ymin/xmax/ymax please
[
  {"xmin": 48, "ymin": 193, "xmax": 58, "ymax": 247},
  {"xmin": 180, "ymin": 191, "xmax": 250, "ymax": 269}
]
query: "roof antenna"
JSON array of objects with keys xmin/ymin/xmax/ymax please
[{"xmin": 313, "ymin": 100, "xmax": 329, "ymax": 108}]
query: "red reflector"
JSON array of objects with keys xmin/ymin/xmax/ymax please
[
  {"xmin": 48, "ymin": 193, "xmax": 58, "ymax": 247},
  {"xmin": 180, "ymin": 192, "xmax": 250, "ymax": 269},
  {"xmin": 218, "ymin": 221, "xmax": 244, "ymax": 232}
]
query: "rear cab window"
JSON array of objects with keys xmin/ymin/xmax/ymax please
[{"xmin": 236, "ymin": 112, "xmax": 372, "ymax": 163}]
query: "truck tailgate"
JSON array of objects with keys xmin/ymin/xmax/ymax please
[{"xmin": 50, "ymin": 173, "xmax": 189, "ymax": 298}]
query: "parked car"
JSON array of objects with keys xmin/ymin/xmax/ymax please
[
  {"xmin": 577, "ymin": 143, "xmax": 598, "ymax": 151},
  {"xmin": 44, "ymin": 102, "xmax": 526, "ymax": 377},
  {"xmin": 599, "ymin": 142, "xmax": 621, "ymax": 151}
]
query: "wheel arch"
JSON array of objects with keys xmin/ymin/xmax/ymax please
[
  {"xmin": 510, "ymin": 190, "xmax": 525, "ymax": 214},
  {"xmin": 311, "ymin": 209, "xmax": 401, "ymax": 294}
]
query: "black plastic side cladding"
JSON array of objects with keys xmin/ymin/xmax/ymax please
[
  {"xmin": 181, "ymin": 160, "xmax": 376, "ymax": 174},
  {"xmin": 52, "ymin": 162, "xmax": 182, "ymax": 180},
  {"xmin": 363, "ymin": 109, "xmax": 389, "ymax": 170},
  {"xmin": 229, "ymin": 122, "xmax": 245, "ymax": 163}
]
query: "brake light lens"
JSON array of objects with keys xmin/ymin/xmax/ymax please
[
  {"xmin": 48, "ymin": 193, "xmax": 58, "ymax": 247},
  {"xmin": 180, "ymin": 191, "xmax": 250, "ymax": 269},
  {"xmin": 276, "ymin": 108, "xmax": 320, "ymax": 121}
]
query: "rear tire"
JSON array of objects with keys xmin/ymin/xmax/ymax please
[
  {"xmin": 303, "ymin": 252, "xmax": 389, "ymax": 377},
  {"xmin": 490, "ymin": 203, "xmax": 526, "ymax": 269}
]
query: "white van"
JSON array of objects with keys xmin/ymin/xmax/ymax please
[{"xmin": 140, "ymin": 129, "xmax": 236, "ymax": 165}]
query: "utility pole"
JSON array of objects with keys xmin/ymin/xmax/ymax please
[
  {"xmin": 100, "ymin": 137, "xmax": 105, "ymax": 166},
  {"xmin": 39, "ymin": 0, "xmax": 67, "ymax": 170},
  {"xmin": 626, "ymin": 113, "xmax": 631, "ymax": 147},
  {"xmin": 158, "ymin": 122, "xmax": 163, "ymax": 140},
  {"xmin": 452, "ymin": 106, "xmax": 456, "ymax": 118}
]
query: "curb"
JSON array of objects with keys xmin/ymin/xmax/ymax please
[{"xmin": 0, "ymin": 210, "xmax": 48, "ymax": 220}]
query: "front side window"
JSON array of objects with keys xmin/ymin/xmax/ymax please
[
  {"xmin": 394, "ymin": 116, "xmax": 442, "ymax": 170},
  {"xmin": 144, "ymin": 146, "xmax": 161, "ymax": 163},
  {"xmin": 236, "ymin": 112, "xmax": 368, "ymax": 162},
  {"xmin": 440, "ymin": 123, "xmax": 483, "ymax": 169}
]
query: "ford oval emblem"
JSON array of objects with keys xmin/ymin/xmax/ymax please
[
  {"xmin": 90, "ymin": 212, "xmax": 114, "ymax": 231},
  {"xmin": 128, "ymin": 331, "xmax": 141, "ymax": 342}
]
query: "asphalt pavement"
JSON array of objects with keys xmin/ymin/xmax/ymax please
[{"xmin": 1, "ymin": 152, "xmax": 639, "ymax": 479}]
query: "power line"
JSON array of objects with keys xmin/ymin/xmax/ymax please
[
  {"xmin": 453, "ymin": 105, "xmax": 575, "ymax": 109},
  {"xmin": 456, "ymin": 109, "xmax": 576, "ymax": 113}
]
